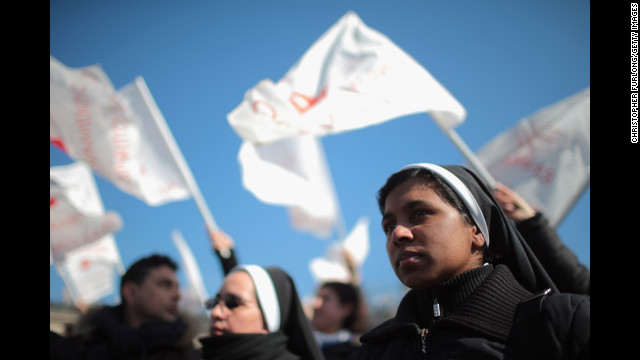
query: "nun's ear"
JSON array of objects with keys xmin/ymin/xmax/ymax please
[{"xmin": 471, "ymin": 226, "xmax": 486, "ymax": 248}]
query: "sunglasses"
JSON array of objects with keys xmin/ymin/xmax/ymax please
[{"xmin": 205, "ymin": 293, "xmax": 251, "ymax": 310}]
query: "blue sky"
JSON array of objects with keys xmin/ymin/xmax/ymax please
[{"xmin": 50, "ymin": 0, "xmax": 590, "ymax": 311}]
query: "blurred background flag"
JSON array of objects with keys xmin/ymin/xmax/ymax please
[
  {"xmin": 50, "ymin": 56, "xmax": 191, "ymax": 206},
  {"xmin": 56, "ymin": 235, "xmax": 124, "ymax": 309},
  {"xmin": 474, "ymin": 87, "xmax": 590, "ymax": 227},
  {"xmin": 309, "ymin": 216, "xmax": 370, "ymax": 284},
  {"xmin": 238, "ymin": 135, "xmax": 341, "ymax": 239},
  {"xmin": 172, "ymin": 229, "xmax": 210, "ymax": 315},
  {"xmin": 50, "ymin": 161, "xmax": 125, "ymax": 308},
  {"xmin": 50, "ymin": 161, "xmax": 123, "ymax": 262},
  {"xmin": 341, "ymin": 217, "xmax": 370, "ymax": 268},
  {"xmin": 227, "ymin": 11, "xmax": 466, "ymax": 144}
]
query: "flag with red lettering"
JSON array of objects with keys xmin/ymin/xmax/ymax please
[
  {"xmin": 238, "ymin": 135, "xmax": 338, "ymax": 238},
  {"xmin": 55, "ymin": 235, "xmax": 124, "ymax": 306},
  {"xmin": 50, "ymin": 56, "xmax": 191, "ymax": 206},
  {"xmin": 474, "ymin": 87, "xmax": 590, "ymax": 226},
  {"xmin": 51, "ymin": 161, "xmax": 125, "ymax": 306},
  {"xmin": 50, "ymin": 161, "xmax": 123, "ymax": 262},
  {"xmin": 227, "ymin": 11, "xmax": 466, "ymax": 144}
]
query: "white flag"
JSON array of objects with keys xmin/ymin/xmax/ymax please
[
  {"xmin": 51, "ymin": 161, "xmax": 125, "ymax": 306},
  {"xmin": 228, "ymin": 11, "xmax": 466, "ymax": 144},
  {"xmin": 309, "ymin": 217, "xmax": 370, "ymax": 284},
  {"xmin": 172, "ymin": 229, "xmax": 209, "ymax": 314},
  {"xmin": 238, "ymin": 135, "xmax": 338, "ymax": 238},
  {"xmin": 475, "ymin": 87, "xmax": 590, "ymax": 226},
  {"xmin": 50, "ymin": 162, "xmax": 123, "ymax": 262},
  {"xmin": 50, "ymin": 56, "xmax": 191, "ymax": 206},
  {"xmin": 56, "ymin": 235, "xmax": 123, "ymax": 306}
]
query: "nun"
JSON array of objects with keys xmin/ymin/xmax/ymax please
[
  {"xmin": 199, "ymin": 265, "xmax": 324, "ymax": 360},
  {"xmin": 350, "ymin": 163, "xmax": 590, "ymax": 360}
]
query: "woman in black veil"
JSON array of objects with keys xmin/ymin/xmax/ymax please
[
  {"xmin": 350, "ymin": 163, "xmax": 589, "ymax": 360},
  {"xmin": 200, "ymin": 265, "xmax": 323, "ymax": 360}
]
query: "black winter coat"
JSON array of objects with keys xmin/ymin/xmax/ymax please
[
  {"xmin": 321, "ymin": 340, "xmax": 360, "ymax": 360},
  {"xmin": 350, "ymin": 265, "xmax": 590, "ymax": 360},
  {"xmin": 50, "ymin": 305, "xmax": 201, "ymax": 360},
  {"xmin": 199, "ymin": 332, "xmax": 300, "ymax": 360}
]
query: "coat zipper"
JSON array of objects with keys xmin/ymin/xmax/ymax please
[
  {"xmin": 420, "ymin": 328, "xmax": 429, "ymax": 355},
  {"xmin": 419, "ymin": 296, "xmax": 442, "ymax": 357}
]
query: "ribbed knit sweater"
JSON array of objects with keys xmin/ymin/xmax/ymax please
[
  {"xmin": 418, "ymin": 264, "xmax": 533, "ymax": 341},
  {"xmin": 356, "ymin": 264, "xmax": 536, "ymax": 359}
]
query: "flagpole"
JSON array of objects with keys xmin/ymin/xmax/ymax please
[
  {"xmin": 172, "ymin": 229, "xmax": 210, "ymax": 307},
  {"xmin": 134, "ymin": 77, "xmax": 219, "ymax": 234},
  {"xmin": 430, "ymin": 113, "xmax": 498, "ymax": 190}
]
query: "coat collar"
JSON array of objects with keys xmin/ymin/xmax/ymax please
[{"xmin": 362, "ymin": 265, "xmax": 534, "ymax": 343}]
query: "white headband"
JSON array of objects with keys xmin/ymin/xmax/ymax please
[
  {"xmin": 401, "ymin": 163, "xmax": 490, "ymax": 246},
  {"xmin": 231, "ymin": 265, "xmax": 281, "ymax": 332}
]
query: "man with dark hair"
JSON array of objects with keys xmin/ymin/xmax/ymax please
[
  {"xmin": 119, "ymin": 255, "xmax": 183, "ymax": 329},
  {"xmin": 51, "ymin": 254, "xmax": 201, "ymax": 360}
]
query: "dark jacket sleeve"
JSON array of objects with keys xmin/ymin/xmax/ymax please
[
  {"xmin": 516, "ymin": 212, "xmax": 590, "ymax": 295},
  {"xmin": 214, "ymin": 248, "xmax": 238, "ymax": 276},
  {"xmin": 540, "ymin": 293, "xmax": 590, "ymax": 360}
]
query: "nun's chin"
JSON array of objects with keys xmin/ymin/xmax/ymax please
[
  {"xmin": 395, "ymin": 268, "xmax": 430, "ymax": 290},
  {"xmin": 395, "ymin": 265, "xmax": 455, "ymax": 290}
]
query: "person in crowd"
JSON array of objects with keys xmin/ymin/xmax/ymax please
[
  {"xmin": 50, "ymin": 254, "xmax": 201, "ymax": 360},
  {"xmin": 311, "ymin": 250, "xmax": 369, "ymax": 360},
  {"xmin": 350, "ymin": 163, "xmax": 590, "ymax": 360},
  {"xmin": 209, "ymin": 227, "xmax": 371, "ymax": 359},
  {"xmin": 311, "ymin": 281, "xmax": 365, "ymax": 360},
  {"xmin": 50, "ymin": 330, "xmax": 63, "ymax": 355},
  {"xmin": 492, "ymin": 182, "xmax": 590, "ymax": 294},
  {"xmin": 199, "ymin": 264, "xmax": 324, "ymax": 360}
]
